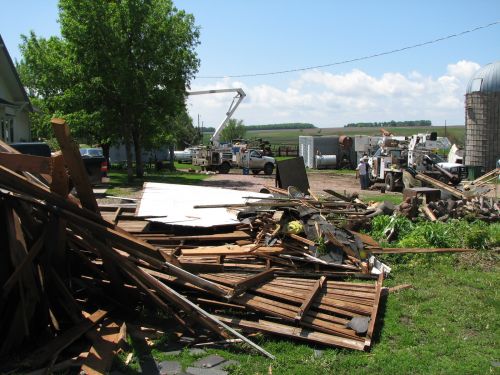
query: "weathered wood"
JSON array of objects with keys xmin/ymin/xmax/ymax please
[
  {"xmin": 24, "ymin": 309, "xmax": 108, "ymax": 369},
  {"xmin": 421, "ymin": 204, "xmax": 437, "ymax": 221},
  {"xmin": 79, "ymin": 321, "xmax": 126, "ymax": 375},
  {"xmin": 50, "ymin": 151, "xmax": 70, "ymax": 196},
  {"xmin": 365, "ymin": 273, "xmax": 383, "ymax": 348},
  {"xmin": 216, "ymin": 315, "xmax": 365, "ymax": 351},
  {"xmin": 295, "ymin": 276, "xmax": 326, "ymax": 321},
  {"xmin": 51, "ymin": 118, "xmax": 99, "ymax": 213},
  {"xmin": 288, "ymin": 233, "xmax": 316, "ymax": 246},
  {"xmin": 0, "ymin": 152, "xmax": 52, "ymax": 174},
  {"xmin": 232, "ymin": 269, "xmax": 275, "ymax": 295},
  {"xmin": 181, "ymin": 244, "xmax": 283, "ymax": 257},
  {"xmin": 415, "ymin": 173, "xmax": 466, "ymax": 199},
  {"xmin": 2, "ymin": 229, "xmax": 45, "ymax": 297}
]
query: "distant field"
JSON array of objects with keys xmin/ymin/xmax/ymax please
[{"xmin": 243, "ymin": 126, "xmax": 465, "ymax": 146}]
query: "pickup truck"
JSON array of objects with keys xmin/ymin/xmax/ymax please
[
  {"xmin": 79, "ymin": 148, "xmax": 108, "ymax": 185},
  {"xmin": 239, "ymin": 149, "xmax": 275, "ymax": 175}
]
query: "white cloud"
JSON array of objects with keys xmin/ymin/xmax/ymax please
[{"xmin": 187, "ymin": 60, "xmax": 480, "ymax": 128}]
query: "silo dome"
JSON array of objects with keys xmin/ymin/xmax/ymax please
[
  {"xmin": 466, "ymin": 61, "xmax": 500, "ymax": 94},
  {"xmin": 464, "ymin": 61, "xmax": 500, "ymax": 171}
]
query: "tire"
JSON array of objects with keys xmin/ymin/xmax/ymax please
[
  {"xmin": 218, "ymin": 162, "xmax": 230, "ymax": 174},
  {"xmin": 263, "ymin": 163, "xmax": 274, "ymax": 175},
  {"xmin": 385, "ymin": 173, "xmax": 395, "ymax": 192},
  {"xmin": 252, "ymin": 169, "xmax": 260, "ymax": 175}
]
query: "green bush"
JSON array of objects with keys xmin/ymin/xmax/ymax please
[{"xmin": 368, "ymin": 215, "xmax": 498, "ymax": 250}]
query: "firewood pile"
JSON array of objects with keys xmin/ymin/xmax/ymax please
[{"xmin": 0, "ymin": 120, "xmax": 385, "ymax": 373}]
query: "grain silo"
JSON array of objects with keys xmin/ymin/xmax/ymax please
[{"xmin": 465, "ymin": 61, "xmax": 500, "ymax": 171}]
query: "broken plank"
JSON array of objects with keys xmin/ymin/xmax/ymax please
[
  {"xmin": 79, "ymin": 321, "xmax": 126, "ymax": 375},
  {"xmin": 181, "ymin": 244, "xmax": 283, "ymax": 257},
  {"xmin": 216, "ymin": 315, "xmax": 365, "ymax": 351},
  {"xmin": 24, "ymin": 309, "xmax": 108, "ymax": 369},
  {"xmin": 51, "ymin": 118, "xmax": 99, "ymax": 213},
  {"xmin": 232, "ymin": 269, "xmax": 275, "ymax": 295},
  {"xmin": 0, "ymin": 152, "xmax": 52, "ymax": 174},
  {"xmin": 295, "ymin": 276, "xmax": 326, "ymax": 321}
]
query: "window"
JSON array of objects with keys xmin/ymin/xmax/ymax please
[{"xmin": 470, "ymin": 78, "xmax": 482, "ymax": 92}]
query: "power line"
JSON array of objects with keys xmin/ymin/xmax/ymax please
[{"xmin": 197, "ymin": 20, "xmax": 500, "ymax": 79}]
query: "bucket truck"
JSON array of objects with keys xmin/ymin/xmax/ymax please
[{"xmin": 187, "ymin": 88, "xmax": 275, "ymax": 174}]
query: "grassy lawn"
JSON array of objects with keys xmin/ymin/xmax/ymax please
[
  {"xmin": 106, "ymin": 169, "xmax": 210, "ymax": 196},
  {"xmin": 361, "ymin": 194, "xmax": 404, "ymax": 206},
  {"xmin": 112, "ymin": 252, "xmax": 499, "ymax": 374}
]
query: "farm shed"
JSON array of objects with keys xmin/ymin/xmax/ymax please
[{"xmin": 299, "ymin": 135, "xmax": 356, "ymax": 169}]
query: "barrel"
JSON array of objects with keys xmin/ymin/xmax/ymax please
[{"xmin": 315, "ymin": 154, "xmax": 337, "ymax": 169}]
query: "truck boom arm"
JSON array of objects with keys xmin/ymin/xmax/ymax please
[{"xmin": 187, "ymin": 88, "xmax": 246, "ymax": 146}]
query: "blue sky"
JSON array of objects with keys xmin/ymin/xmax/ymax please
[{"xmin": 2, "ymin": 0, "xmax": 500, "ymax": 127}]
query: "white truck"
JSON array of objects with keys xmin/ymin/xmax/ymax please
[
  {"xmin": 188, "ymin": 88, "xmax": 275, "ymax": 174},
  {"xmin": 368, "ymin": 132, "xmax": 467, "ymax": 191}
]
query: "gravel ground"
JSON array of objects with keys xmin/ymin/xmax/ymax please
[{"xmin": 197, "ymin": 169, "xmax": 398, "ymax": 199}]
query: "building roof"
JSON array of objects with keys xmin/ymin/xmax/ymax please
[
  {"xmin": 0, "ymin": 34, "xmax": 33, "ymax": 111},
  {"xmin": 466, "ymin": 61, "xmax": 500, "ymax": 94}
]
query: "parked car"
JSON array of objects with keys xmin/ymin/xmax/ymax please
[
  {"xmin": 80, "ymin": 148, "xmax": 104, "ymax": 158},
  {"xmin": 79, "ymin": 148, "xmax": 108, "ymax": 185},
  {"xmin": 10, "ymin": 142, "xmax": 51, "ymax": 157}
]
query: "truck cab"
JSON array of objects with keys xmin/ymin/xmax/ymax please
[{"xmin": 240, "ymin": 149, "xmax": 275, "ymax": 175}]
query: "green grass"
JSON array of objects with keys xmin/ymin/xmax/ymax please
[
  {"xmin": 360, "ymin": 194, "xmax": 403, "ymax": 205},
  {"xmin": 112, "ymin": 253, "xmax": 499, "ymax": 374},
  {"xmin": 106, "ymin": 169, "xmax": 210, "ymax": 196}
]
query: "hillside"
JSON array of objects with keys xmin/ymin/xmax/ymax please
[{"xmin": 243, "ymin": 125, "xmax": 465, "ymax": 146}]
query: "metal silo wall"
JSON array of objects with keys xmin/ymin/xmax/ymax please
[{"xmin": 465, "ymin": 92, "xmax": 500, "ymax": 171}]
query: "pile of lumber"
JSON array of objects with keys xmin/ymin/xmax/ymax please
[
  {"xmin": 0, "ymin": 120, "xmax": 385, "ymax": 373},
  {"xmin": 397, "ymin": 196, "xmax": 499, "ymax": 222}
]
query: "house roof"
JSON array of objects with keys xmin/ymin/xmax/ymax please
[{"xmin": 0, "ymin": 34, "xmax": 33, "ymax": 112}]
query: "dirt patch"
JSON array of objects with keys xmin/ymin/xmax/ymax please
[{"xmin": 198, "ymin": 169, "xmax": 400, "ymax": 199}]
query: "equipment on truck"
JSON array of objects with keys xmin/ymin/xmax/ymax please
[
  {"xmin": 367, "ymin": 132, "xmax": 466, "ymax": 191},
  {"xmin": 188, "ymin": 88, "xmax": 275, "ymax": 174},
  {"xmin": 188, "ymin": 88, "xmax": 245, "ymax": 173}
]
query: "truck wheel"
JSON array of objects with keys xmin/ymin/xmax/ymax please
[
  {"xmin": 264, "ymin": 163, "xmax": 274, "ymax": 175},
  {"xmin": 252, "ymin": 169, "xmax": 260, "ymax": 175},
  {"xmin": 218, "ymin": 162, "xmax": 230, "ymax": 174},
  {"xmin": 385, "ymin": 173, "xmax": 395, "ymax": 192}
]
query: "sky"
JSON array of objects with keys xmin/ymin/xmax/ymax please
[{"xmin": 1, "ymin": 0, "xmax": 500, "ymax": 128}]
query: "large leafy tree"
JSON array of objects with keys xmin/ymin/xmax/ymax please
[
  {"xmin": 219, "ymin": 119, "xmax": 246, "ymax": 143},
  {"xmin": 18, "ymin": 0, "xmax": 200, "ymax": 180}
]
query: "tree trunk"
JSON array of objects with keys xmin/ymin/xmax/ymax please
[
  {"xmin": 124, "ymin": 137, "xmax": 134, "ymax": 183},
  {"xmin": 168, "ymin": 144, "xmax": 175, "ymax": 171},
  {"xmin": 132, "ymin": 129, "xmax": 144, "ymax": 178}
]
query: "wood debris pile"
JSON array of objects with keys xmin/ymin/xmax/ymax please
[
  {"xmin": 397, "ymin": 196, "xmax": 500, "ymax": 222},
  {"xmin": 0, "ymin": 120, "xmax": 384, "ymax": 373}
]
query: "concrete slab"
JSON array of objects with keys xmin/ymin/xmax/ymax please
[
  {"xmin": 188, "ymin": 348, "xmax": 206, "ymax": 356},
  {"xmin": 158, "ymin": 360, "xmax": 182, "ymax": 375},
  {"xmin": 191, "ymin": 354, "xmax": 226, "ymax": 368},
  {"xmin": 211, "ymin": 359, "xmax": 240, "ymax": 370},
  {"xmin": 186, "ymin": 367, "xmax": 227, "ymax": 375}
]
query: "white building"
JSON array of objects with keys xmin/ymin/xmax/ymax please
[{"xmin": 0, "ymin": 34, "xmax": 32, "ymax": 142}]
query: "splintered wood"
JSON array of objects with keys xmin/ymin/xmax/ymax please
[{"xmin": 0, "ymin": 120, "xmax": 385, "ymax": 373}]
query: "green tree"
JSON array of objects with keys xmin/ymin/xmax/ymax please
[
  {"xmin": 18, "ymin": 0, "xmax": 200, "ymax": 180},
  {"xmin": 219, "ymin": 119, "xmax": 246, "ymax": 143}
]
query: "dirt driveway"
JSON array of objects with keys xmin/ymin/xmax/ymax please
[{"xmin": 198, "ymin": 169, "xmax": 400, "ymax": 199}]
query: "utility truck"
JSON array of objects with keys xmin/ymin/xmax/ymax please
[
  {"xmin": 188, "ymin": 88, "xmax": 275, "ymax": 174},
  {"xmin": 367, "ymin": 132, "xmax": 467, "ymax": 191}
]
